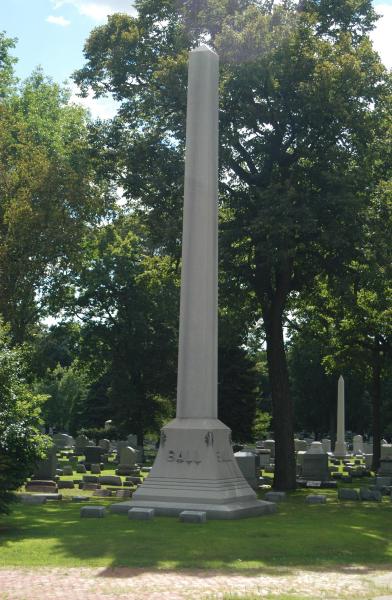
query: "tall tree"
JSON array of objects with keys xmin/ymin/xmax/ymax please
[
  {"xmin": 74, "ymin": 0, "xmax": 390, "ymax": 488},
  {"xmin": 0, "ymin": 68, "xmax": 115, "ymax": 342}
]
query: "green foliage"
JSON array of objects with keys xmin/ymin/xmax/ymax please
[
  {"xmin": 0, "ymin": 32, "xmax": 17, "ymax": 97},
  {"xmin": 34, "ymin": 362, "xmax": 89, "ymax": 433},
  {"xmin": 252, "ymin": 408, "xmax": 271, "ymax": 441},
  {"xmin": 0, "ymin": 70, "xmax": 115, "ymax": 342},
  {"xmin": 0, "ymin": 322, "xmax": 51, "ymax": 514},
  {"xmin": 61, "ymin": 214, "xmax": 180, "ymax": 441},
  {"xmin": 76, "ymin": 425, "xmax": 120, "ymax": 443}
]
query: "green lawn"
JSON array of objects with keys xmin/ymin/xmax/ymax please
[{"xmin": 1, "ymin": 484, "xmax": 392, "ymax": 570}]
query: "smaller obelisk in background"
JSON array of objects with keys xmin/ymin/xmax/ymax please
[{"xmin": 334, "ymin": 375, "xmax": 347, "ymax": 457}]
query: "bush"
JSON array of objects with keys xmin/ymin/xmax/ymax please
[{"xmin": 0, "ymin": 324, "xmax": 51, "ymax": 514}]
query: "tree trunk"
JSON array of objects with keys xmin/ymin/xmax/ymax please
[
  {"xmin": 371, "ymin": 351, "xmax": 381, "ymax": 472},
  {"xmin": 264, "ymin": 305, "xmax": 296, "ymax": 491}
]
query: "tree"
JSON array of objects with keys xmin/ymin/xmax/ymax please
[
  {"xmin": 74, "ymin": 0, "xmax": 390, "ymax": 488},
  {"xmin": 0, "ymin": 68, "xmax": 115, "ymax": 342},
  {"xmin": 61, "ymin": 215, "xmax": 180, "ymax": 443},
  {"xmin": 0, "ymin": 322, "xmax": 51, "ymax": 514}
]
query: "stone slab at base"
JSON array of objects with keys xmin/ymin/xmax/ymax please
[
  {"xmin": 109, "ymin": 418, "xmax": 277, "ymax": 520},
  {"xmin": 179, "ymin": 510, "xmax": 206, "ymax": 523}
]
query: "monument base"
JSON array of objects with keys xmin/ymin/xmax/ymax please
[
  {"xmin": 334, "ymin": 441, "xmax": 348, "ymax": 458},
  {"xmin": 110, "ymin": 418, "xmax": 276, "ymax": 520}
]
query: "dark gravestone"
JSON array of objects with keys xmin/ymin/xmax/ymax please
[
  {"xmin": 302, "ymin": 454, "xmax": 329, "ymax": 482},
  {"xmin": 84, "ymin": 446, "xmax": 103, "ymax": 465},
  {"xmin": 32, "ymin": 446, "xmax": 57, "ymax": 480}
]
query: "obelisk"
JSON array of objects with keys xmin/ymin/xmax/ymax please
[
  {"xmin": 110, "ymin": 45, "xmax": 275, "ymax": 519},
  {"xmin": 334, "ymin": 375, "xmax": 347, "ymax": 457}
]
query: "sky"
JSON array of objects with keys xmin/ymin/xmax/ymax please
[{"xmin": 0, "ymin": 0, "xmax": 391, "ymax": 119}]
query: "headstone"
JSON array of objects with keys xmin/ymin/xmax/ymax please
[
  {"xmin": 234, "ymin": 451, "xmax": 258, "ymax": 489},
  {"xmin": 179, "ymin": 510, "xmax": 207, "ymax": 523},
  {"xmin": 307, "ymin": 441, "xmax": 325, "ymax": 454},
  {"xmin": 104, "ymin": 419, "xmax": 112, "ymax": 430},
  {"xmin": 306, "ymin": 495, "xmax": 327, "ymax": 504},
  {"xmin": 321, "ymin": 438, "xmax": 331, "ymax": 453},
  {"xmin": 75, "ymin": 434, "xmax": 90, "ymax": 454},
  {"xmin": 353, "ymin": 435, "xmax": 364, "ymax": 454},
  {"xmin": 381, "ymin": 445, "xmax": 392, "ymax": 460},
  {"xmin": 379, "ymin": 460, "xmax": 392, "ymax": 476},
  {"xmin": 80, "ymin": 505, "xmax": 106, "ymax": 518},
  {"xmin": 52, "ymin": 433, "xmax": 74, "ymax": 449},
  {"xmin": 127, "ymin": 434, "xmax": 138, "ymax": 448},
  {"xmin": 19, "ymin": 494, "xmax": 47, "ymax": 505},
  {"xmin": 84, "ymin": 446, "xmax": 103, "ymax": 465},
  {"xmin": 263, "ymin": 439, "xmax": 276, "ymax": 458},
  {"xmin": 93, "ymin": 489, "xmax": 112, "ymax": 497},
  {"xmin": 294, "ymin": 439, "xmax": 307, "ymax": 452},
  {"xmin": 302, "ymin": 453, "xmax": 329, "ymax": 481},
  {"xmin": 119, "ymin": 446, "xmax": 137, "ymax": 467},
  {"xmin": 76, "ymin": 464, "xmax": 87, "ymax": 473},
  {"xmin": 72, "ymin": 496, "xmax": 90, "ymax": 502},
  {"xmin": 338, "ymin": 488, "xmax": 359, "ymax": 501},
  {"xmin": 359, "ymin": 488, "xmax": 382, "ymax": 502},
  {"xmin": 364, "ymin": 454, "xmax": 373, "ymax": 469},
  {"xmin": 25, "ymin": 481, "xmax": 58, "ymax": 494},
  {"xmin": 32, "ymin": 446, "xmax": 57, "ymax": 480},
  {"xmin": 58, "ymin": 481, "xmax": 75, "ymax": 489},
  {"xmin": 99, "ymin": 475, "xmax": 122, "ymax": 486},
  {"xmin": 265, "ymin": 491, "xmax": 286, "ymax": 502},
  {"xmin": 116, "ymin": 489, "xmax": 132, "ymax": 499},
  {"xmin": 256, "ymin": 449, "xmax": 271, "ymax": 468},
  {"xmin": 375, "ymin": 476, "xmax": 392, "ymax": 488},
  {"xmin": 83, "ymin": 475, "xmax": 99, "ymax": 483},
  {"xmin": 334, "ymin": 375, "xmax": 347, "ymax": 457},
  {"xmin": 62, "ymin": 465, "xmax": 73, "ymax": 476},
  {"xmin": 90, "ymin": 464, "xmax": 101, "ymax": 474},
  {"xmin": 98, "ymin": 439, "xmax": 110, "ymax": 452}
]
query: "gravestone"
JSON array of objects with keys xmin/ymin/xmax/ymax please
[
  {"xmin": 302, "ymin": 453, "xmax": 329, "ymax": 482},
  {"xmin": 263, "ymin": 439, "xmax": 275, "ymax": 458},
  {"xmin": 53, "ymin": 433, "xmax": 74, "ymax": 449},
  {"xmin": 62, "ymin": 465, "xmax": 73, "ymax": 476},
  {"xmin": 364, "ymin": 454, "xmax": 373, "ymax": 469},
  {"xmin": 378, "ymin": 459, "xmax": 392, "ymax": 477},
  {"xmin": 256, "ymin": 449, "xmax": 271, "ymax": 468},
  {"xmin": 104, "ymin": 420, "xmax": 112, "ymax": 430},
  {"xmin": 119, "ymin": 446, "xmax": 137, "ymax": 467},
  {"xmin": 381, "ymin": 445, "xmax": 392, "ymax": 460},
  {"xmin": 294, "ymin": 439, "xmax": 307, "ymax": 452},
  {"xmin": 353, "ymin": 434, "xmax": 364, "ymax": 454},
  {"xmin": 127, "ymin": 434, "xmax": 138, "ymax": 448},
  {"xmin": 234, "ymin": 451, "xmax": 258, "ymax": 489},
  {"xmin": 75, "ymin": 434, "xmax": 90, "ymax": 455},
  {"xmin": 84, "ymin": 446, "xmax": 103, "ymax": 465},
  {"xmin": 338, "ymin": 488, "xmax": 359, "ymax": 501},
  {"xmin": 321, "ymin": 438, "xmax": 331, "ymax": 453},
  {"xmin": 98, "ymin": 439, "xmax": 110, "ymax": 452},
  {"xmin": 32, "ymin": 446, "xmax": 57, "ymax": 480},
  {"xmin": 308, "ymin": 441, "xmax": 324, "ymax": 454}
]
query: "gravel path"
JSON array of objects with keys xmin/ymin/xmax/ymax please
[{"xmin": 1, "ymin": 566, "xmax": 392, "ymax": 599}]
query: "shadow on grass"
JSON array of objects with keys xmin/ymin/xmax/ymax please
[{"xmin": 1, "ymin": 485, "xmax": 392, "ymax": 572}]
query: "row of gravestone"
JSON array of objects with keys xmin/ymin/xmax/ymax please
[{"xmin": 32, "ymin": 442, "xmax": 140, "ymax": 481}]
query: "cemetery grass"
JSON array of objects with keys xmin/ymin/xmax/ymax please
[{"xmin": 1, "ymin": 482, "xmax": 392, "ymax": 570}]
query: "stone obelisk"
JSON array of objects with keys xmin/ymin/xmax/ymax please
[
  {"xmin": 334, "ymin": 375, "xmax": 347, "ymax": 457},
  {"xmin": 110, "ymin": 45, "xmax": 275, "ymax": 519}
]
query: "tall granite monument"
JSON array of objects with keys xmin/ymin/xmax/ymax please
[
  {"xmin": 111, "ymin": 45, "xmax": 275, "ymax": 519},
  {"xmin": 334, "ymin": 375, "xmax": 347, "ymax": 458}
]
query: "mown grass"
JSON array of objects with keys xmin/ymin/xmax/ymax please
[{"xmin": 1, "ymin": 482, "xmax": 392, "ymax": 570}]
